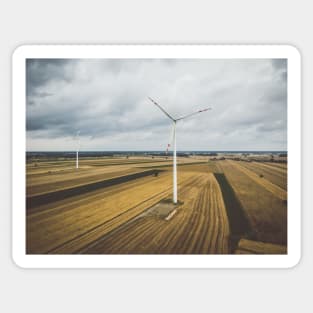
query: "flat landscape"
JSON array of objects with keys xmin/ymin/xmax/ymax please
[{"xmin": 26, "ymin": 153, "xmax": 288, "ymax": 254}]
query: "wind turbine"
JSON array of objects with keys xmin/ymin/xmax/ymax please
[
  {"xmin": 148, "ymin": 97, "xmax": 211, "ymax": 204},
  {"xmin": 75, "ymin": 131, "xmax": 80, "ymax": 169}
]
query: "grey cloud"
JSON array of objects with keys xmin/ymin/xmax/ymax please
[
  {"xmin": 271, "ymin": 59, "xmax": 287, "ymax": 70},
  {"xmin": 26, "ymin": 58, "xmax": 287, "ymax": 151},
  {"xmin": 35, "ymin": 91, "xmax": 54, "ymax": 98},
  {"xmin": 26, "ymin": 59, "xmax": 75, "ymax": 98},
  {"xmin": 271, "ymin": 59, "xmax": 287, "ymax": 82}
]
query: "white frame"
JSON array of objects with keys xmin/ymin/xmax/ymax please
[{"xmin": 12, "ymin": 45, "xmax": 301, "ymax": 268}]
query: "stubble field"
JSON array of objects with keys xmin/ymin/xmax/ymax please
[{"xmin": 26, "ymin": 155, "xmax": 287, "ymax": 255}]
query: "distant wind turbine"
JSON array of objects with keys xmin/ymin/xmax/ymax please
[
  {"xmin": 75, "ymin": 131, "xmax": 80, "ymax": 169},
  {"xmin": 148, "ymin": 97, "xmax": 211, "ymax": 204}
]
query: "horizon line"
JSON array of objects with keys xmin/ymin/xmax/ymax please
[{"xmin": 26, "ymin": 150, "xmax": 288, "ymax": 153}]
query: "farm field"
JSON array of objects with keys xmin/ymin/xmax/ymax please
[
  {"xmin": 236, "ymin": 161, "xmax": 287, "ymax": 191},
  {"xmin": 82, "ymin": 172, "xmax": 230, "ymax": 254},
  {"xmin": 26, "ymin": 155, "xmax": 288, "ymax": 254},
  {"xmin": 216, "ymin": 160, "xmax": 287, "ymax": 246},
  {"xmin": 26, "ymin": 156, "xmax": 200, "ymax": 196}
]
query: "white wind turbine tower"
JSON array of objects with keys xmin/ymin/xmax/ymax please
[
  {"xmin": 148, "ymin": 97, "xmax": 211, "ymax": 204},
  {"xmin": 75, "ymin": 131, "xmax": 80, "ymax": 169}
]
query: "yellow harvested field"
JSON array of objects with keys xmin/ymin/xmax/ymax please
[
  {"xmin": 82, "ymin": 173, "xmax": 230, "ymax": 254},
  {"xmin": 27, "ymin": 157, "xmax": 203, "ymax": 196},
  {"xmin": 27, "ymin": 167, "xmax": 145, "ymax": 196},
  {"xmin": 27, "ymin": 168, "xmax": 198, "ymax": 253},
  {"xmin": 229, "ymin": 161, "xmax": 287, "ymax": 200},
  {"xmin": 26, "ymin": 155, "xmax": 288, "ymax": 254},
  {"xmin": 254, "ymin": 162, "xmax": 287, "ymax": 174},
  {"xmin": 235, "ymin": 239, "xmax": 287, "ymax": 254},
  {"xmin": 237, "ymin": 161, "xmax": 287, "ymax": 190}
]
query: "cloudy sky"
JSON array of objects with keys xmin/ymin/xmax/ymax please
[{"xmin": 26, "ymin": 58, "xmax": 287, "ymax": 151}]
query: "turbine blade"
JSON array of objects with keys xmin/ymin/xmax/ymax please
[
  {"xmin": 176, "ymin": 107, "xmax": 212, "ymax": 121},
  {"xmin": 148, "ymin": 97, "xmax": 175, "ymax": 121}
]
